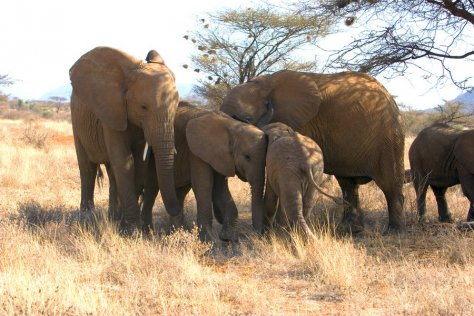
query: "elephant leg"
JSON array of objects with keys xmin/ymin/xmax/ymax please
[
  {"xmin": 167, "ymin": 185, "xmax": 190, "ymax": 230},
  {"xmin": 140, "ymin": 163, "xmax": 159, "ymax": 233},
  {"xmin": 413, "ymin": 174, "xmax": 429, "ymax": 223},
  {"xmin": 105, "ymin": 163, "xmax": 120, "ymax": 223},
  {"xmin": 302, "ymin": 184, "xmax": 318, "ymax": 219},
  {"xmin": 104, "ymin": 131, "xmax": 142, "ymax": 234},
  {"xmin": 190, "ymin": 155, "xmax": 215, "ymax": 242},
  {"xmin": 457, "ymin": 165, "xmax": 474, "ymax": 221},
  {"xmin": 133, "ymin": 147, "xmax": 149, "ymax": 200},
  {"xmin": 263, "ymin": 182, "xmax": 278, "ymax": 231},
  {"xmin": 212, "ymin": 174, "xmax": 239, "ymax": 242},
  {"xmin": 430, "ymin": 186, "xmax": 453, "ymax": 222},
  {"xmin": 380, "ymin": 186, "xmax": 405, "ymax": 232},
  {"xmin": 336, "ymin": 176, "xmax": 364, "ymax": 234},
  {"xmin": 74, "ymin": 137, "xmax": 97, "ymax": 212},
  {"xmin": 212, "ymin": 174, "xmax": 230, "ymax": 225},
  {"xmin": 467, "ymin": 203, "xmax": 474, "ymax": 222}
]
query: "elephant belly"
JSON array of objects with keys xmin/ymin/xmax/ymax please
[
  {"xmin": 72, "ymin": 109, "xmax": 109, "ymax": 164},
  {"xmin": 427, "ymin": 174, "xmax": 459, "ymax": 188},
  {"xmin": 299, "ymin": 117, "xmax": 401, "ymax": 181}
]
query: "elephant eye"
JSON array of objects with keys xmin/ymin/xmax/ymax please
[
  {"xmin": 141, "ymin": 105, "xmax": 148, "ymax": 111},
  {"xmin": 244, "ymin": 154, "xmax": 251, "ymax": 161}
]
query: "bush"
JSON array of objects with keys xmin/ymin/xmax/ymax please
[{"xmin": 21, "ymin": 120, "xmax": 49, "ymax": 149}]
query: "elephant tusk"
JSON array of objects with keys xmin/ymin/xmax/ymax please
[{"xmin": 143, "ymin": 142, "xmax": 149, "ymax": 161}]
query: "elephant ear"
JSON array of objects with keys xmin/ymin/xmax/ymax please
[
  {"xmin": 269, "ymin": 70, "xmax": 322, "ymax": 130},
  {"xmin": 69, "ymin": 47, "xmax": 138, "ymax": 131},
  {"xmin": 186, "ymin": 113, "xmax": 236, "ymax": 177}
]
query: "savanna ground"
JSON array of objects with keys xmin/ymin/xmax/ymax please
[{"xmin": 0, "ymin": 103, "xmax": 473, "ymax": 315}]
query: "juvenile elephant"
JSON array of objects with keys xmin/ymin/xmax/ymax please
[
  {"xmin": 263, "ymin": 122, "xmax": 343, "ymax": 238},
  {"xmin": 221, "ymin": 70, "xmax": 405, "ymax": 233},
  {"xmin": 141, "ymin": 101, "xmax": 268, "ymax": 241},
  {"xmin": 408, "ymin": 123, "xmax": 474, "ymax": 223},
  {"xmin": 70, "ymin": 47, "xmax": 181, "ymax": 233}
]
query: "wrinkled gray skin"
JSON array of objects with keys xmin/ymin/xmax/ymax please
[
  {"xmin": 408, "ymin": 123, "xmax": 474, "ymax": 223},
  {"xmin": 221, "ymin": 70, "xmax": 405, "ymax": 234},
  {"xmin": 263, "ymin": 122, "xmax": 342, "ymax": 238},
  {"xmin": 141, "ymin": 101, "xmax": 268, "ymax": 241},
  {"xmin": 70, "ymin": 47, "xmax": 181, "ymax": 233}
]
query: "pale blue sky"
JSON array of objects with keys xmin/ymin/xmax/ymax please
[{"xmin": 0, "ymin": 0, "xmax": 471, "ymax": 109}]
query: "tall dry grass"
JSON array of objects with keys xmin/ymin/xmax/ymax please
[{"xmin": 1, "ymin": 116, "xmax": 474, "ymax": 315}]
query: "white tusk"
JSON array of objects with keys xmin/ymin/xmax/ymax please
[{"xmin": 143, "ymin": 142, "xmax": 149, "ymax": 161}]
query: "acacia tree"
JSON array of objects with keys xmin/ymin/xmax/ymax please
[
  {"xmin": 184, "ymin": 6, "xmax": 334, "ymax": 108},
  {"xmin": 49, "ymin": 96, "xmax": 68, "ymax": 113},
  {"xmin": 0, "ymin": 74, "xmax": 13, "ymax": 86},
  {"xmin": 293, "ymin": 0, "xmax": 474, "ymax": 88}
]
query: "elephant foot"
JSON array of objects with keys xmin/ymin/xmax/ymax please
[
  {"xmin": 168, "ymin": 213, "xmax": 185, "ymax": 230},
  {"xmin": 142, "ymin": 223, "xmax": 155, "ymax": 236},
  {"xmin": 418, "ymin": 214, "xmax": 429, "ymax": 224},
  {"xmin": 383, "ymin": 222, "xmax": 406, "ymax": 235},
  {"xmin": 338, "ymin": 221, "xmax": 364, "ymax": 235},
  {"xmin": 439, "ymin": 213, "xmax": 454, "ymax": 223},
  {"xmin": 338, "ymin": 211, "xmax": 364, "ymax": 235},
  {"xmin": 456, "ymin": 221, "xmax": 474, "ymax": 232},
  {"xmin": 219, "ymin": 228, "xmax": 238, "ymax": 242},
  {"xmin": 77, "ymin": 210, "xmax": 102, "ymax": 233},
  {"xmin": 119, "ymin": 219, "xmax": 142, "ymax": 237},
  {"xmin": 466, "ymin": 212, "xmax": 474, "ymax": 222},
  {"xmin": 198, "ymin": 227, "xmax": 215, "ymax": 243}
]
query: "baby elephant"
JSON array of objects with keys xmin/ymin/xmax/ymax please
[
  {"xmin": 141, "ymin": 102, "xmax": 267, "ymax": 242},
  {"xmin": 262, "ymin": 122, "xmax": 343, "ymax": 238},
  {"xmin": 408, "ymin": 123, "xmax": 474, "ymax": 223}
]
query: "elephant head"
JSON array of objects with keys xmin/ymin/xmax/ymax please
[
  {"xmin": 221, "ymin": 70, "xmax": 322, "ymax": 130},
  {"xmin": 69, "ymin": 46, "xmax": 181, "ymax": 216},
  {"xmin": 186, "ymin": 112, "xmax": 268, "ymax": 232}
]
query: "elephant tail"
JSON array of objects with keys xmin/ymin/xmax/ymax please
[
  {"xmin": 96, "ymin": 165, "xmax": 104, "ymax": 189},
  {"xmin": 403, "ymin": 169, "xmax": 413, "ymax": 184},
  {"xmin": 306, "ymin": 169, "xmax": 350, "ymax": 206}
]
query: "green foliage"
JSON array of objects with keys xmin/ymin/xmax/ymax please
[
  {"xmin": 0, "ymin": 74, "xmax": 13, "ymax": 87},
  {"xmin": 41, "ymin": 108, "xmax": 54, "ymax": 118},
  {"xmin": 428, "ymin": 102, "xmax": 474, "ymax": 128},
  {"xmin": 16, "ymin": 99, "xmax": 25, "ymax": 110},
  {"xmin": 401, "ymin": 101, "xmax": 474, "ymax": 136},
  {"xmin": 184, "ymin": 5, "xmax": 335, "ymax": 106}
]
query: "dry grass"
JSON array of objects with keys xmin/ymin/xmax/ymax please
[{"xmin": 1, "ymin": 117, "xmax": 474, "ymax": 315}]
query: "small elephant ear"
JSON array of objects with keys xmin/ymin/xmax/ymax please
[
  {"xmin": 262, "ymin": 122, "xmax": 294, "ymax": 144},
  {"xmin": 269, "ymin": 70, "xmax": 322, "ymax": 130},
  {"xmin": 186, "ymin": 113, "xmax": 236, "ymax": 177},
  {"xmin": 69, "ymin": 47, "xmax": 137, "ymax": 131},
  {"xmin": 145, "ymin": 50, "xmax": 165, "ymax": 64}
]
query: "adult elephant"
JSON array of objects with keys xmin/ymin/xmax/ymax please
[
  {"xmin": 70, "ymin": 46, "xmax": 181, "ymax": 233},
  {"xmin": 141, "ymin": 101, "xmax": 267, "ymax": 241},
  {"xmin": 221, "ymin": 70, "xmax": 406, "ymax": 233},
  {"xmin": 408, "ymin": 123, "xmax": 474, "ymax": 223}
]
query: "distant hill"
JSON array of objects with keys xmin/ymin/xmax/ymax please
[
  {"xmin": 40, "ymin": 82, "xmax": 195, "ymax": 101},
  {"xmin": 452, "ymin": 89, "xmax": 474, "ymax": 105},
  {"xmin": 41, "ymin": 84, "xmax": 72, "ymax": 101}
]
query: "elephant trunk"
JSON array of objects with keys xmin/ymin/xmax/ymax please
[
  {"xmin": 250, "ymin": 163, "xmax": 266, "ymax": 234},
  {"xmin": 147, "ymin": 119, "xmax": 181, "ymax": 217},
  {"xmin": 256, "ymin": 100, "xmax": 274, "ymax": 128}
]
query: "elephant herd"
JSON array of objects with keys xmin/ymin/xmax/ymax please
[{"xmin": 69, "ymin": 46, "xmax": 474, "ymax": 241}]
